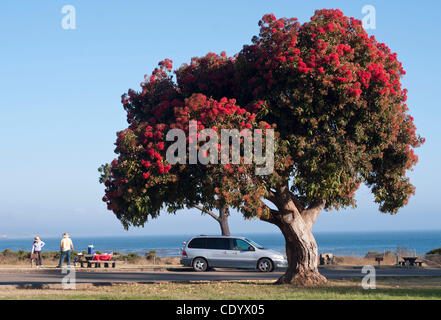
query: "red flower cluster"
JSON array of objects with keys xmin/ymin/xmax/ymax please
[{"xmin": 159, "ymin": 59, "xmax": 173, "ymax": 72}]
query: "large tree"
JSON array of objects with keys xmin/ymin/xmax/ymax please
[{"xmin": 101, "ymin": 9, "xmax": 424, "ymax": 285}]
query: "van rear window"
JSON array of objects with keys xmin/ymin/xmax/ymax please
[{"xmin": 188, "ymin": 238, "xmax": 206, "ymax": 249}]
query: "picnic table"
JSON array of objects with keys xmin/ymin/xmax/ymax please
[
  {"xmin": 400, "ymin": 256, "xmax": 423, "ymax": 267},
  {"xmin": 74, "ymin": 253, "xmax": 118, "ymax": 268},
  {"xmin": 319, "ymin": 253, "xmax": 335, "ymax": 265},
  {"xmin": 375, "ymin": 256, "xmax": 384, "ymax": 266}
]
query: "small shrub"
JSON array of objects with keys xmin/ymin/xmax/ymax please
[
  {"xmin": 113, "ymin": 254, "xmax": 125, "ymax": 261},
  {"xmin": 41, "ymin": 252, "xmax": 53, "ymax": 259},
  {"xmin": 425, "ymin": 254, "xmax": 441, "ymax": 266},
  {"xmin": 334, "ymin": 256, "xmax": 344, "ymax": 264},
  {"xmin": 2, "ymin": 249, "xmax": 14, "ymax": 257},
  {"xmin": 427, "ymin": 247, "xmax": 441, "ymax": 255},
  {"xmin": 17, "ymin": 250, "xmax": 29, "ymax": 260},
  {"xmin": 125, "ymin": 253, "xmax": 141, "ymax": 263},
  {"xmin": 364, "ymin": 251, "xmax": 383, "ymax": 258},
  {"xmin": 145, "ymin": 250, "xmax": 157, "ymax": 261}
]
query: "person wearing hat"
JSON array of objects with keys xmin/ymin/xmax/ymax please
[
  {"xmin": 31, "ymin": 237, "xmax": 45, "ymax": 268},
  {"xmin": 57, "ymin": 233, "xmax": 74, "ymax": 268}
]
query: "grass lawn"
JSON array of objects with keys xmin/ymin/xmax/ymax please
[{"xmin": 1, "ymin": 277, "xmax": 441, "ymax": 300}]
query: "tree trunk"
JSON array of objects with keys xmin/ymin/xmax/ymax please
[
  {"xmin": 273, "ymin": 212, "xmax": 326, "ymax": 286},
  {"xmin": 262, "ymin": 188, "xmax": 327, "ymax": 286},
  {"xmin": 218, "ymin": 206, "xmax": 231, "ymax": 236},
  {"xmin": 194, "ymin": 204, "xmax": 231, "ymax": 236}
]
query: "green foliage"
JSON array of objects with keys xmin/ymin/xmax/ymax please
[
  {"xmin": 16, "ymin": 249, "xmax": 28, "ymax": 260},
  {"xmin": 364, "ymin": 251, "xmax": 392, "ymax": 258},
  {"xmin": 2, "ymin": 249, "xmax": 14, "ymax": 257},
  {"xmin": 427, "ymin": 248, "xmax": 441, "ymax": 255},
  {"xmin": 145, "ymin": 250, "xmax": 157, "ymax": 260},
  {"xmin": 124, "ymin": 253, "xmax": 141, "ymax": 263}
]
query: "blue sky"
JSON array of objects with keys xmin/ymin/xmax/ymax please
[{"xmin": 0, "ymin": 1, "xmax": 440, "ymax": 237}]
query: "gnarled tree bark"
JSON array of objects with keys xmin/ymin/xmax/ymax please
[{"xmin": 261, "ymin": 186, "xmax": 327, "ymax": 286}]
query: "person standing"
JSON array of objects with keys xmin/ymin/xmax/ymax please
[
  {"xmin": 31, "ymin": 237, "xmax": 45, "ymax": 268},
  {"xmin": 57, "ymin": 233, "xmax": 74, "ymax": 268}
]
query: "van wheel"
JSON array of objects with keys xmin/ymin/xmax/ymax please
[
  {"xmin": 257, "ymin": 258, "xmax": 273, "ymax": 272},
  {"xmin": 192, "ymin": 257, "xmax": 208, "ymax": 272}
]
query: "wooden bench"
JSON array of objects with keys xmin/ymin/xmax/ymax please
[
  {"xmin": 375, "ymin": 256, "xmax": 384, "ymax": 266},
  {"xmin": 399, "ymin": 260, "xmax": 423, "ymax": 267},
  {"xmin": 73, "ymin": 253, "xmax": 118, "ymax": 268},
  {"xmin": 77, "ymin": 260, "xmax": 118, "ymax": 268},
  {"xmin": 73, "ymin": 255, "xmax": 117, "ymax": 268}
]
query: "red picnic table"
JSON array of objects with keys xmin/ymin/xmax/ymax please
[
  {"xmin": 74, "ymin": 253, "xmax": 117, "ymax": 268},
  {"xmin": 92, "ymin": 254, "xmax": 113, "ymax": 261}
]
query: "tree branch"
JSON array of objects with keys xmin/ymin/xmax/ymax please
[
  {"xmin": 301, "ymin": 199, "xmax": 326, "ymax": 229},
  {"xmin": 265, "ymin": 189, "xmax": 278, "ymax": 204},
  {"xmin": 289, "ymin": 193, "xmax": 305, "ymax": 212},
  {"xmin": 194, "ymin": 204, "xmax": 220, "ymax": 222},
  {"xmin": 257, "ymin": 201, "xmax": 280, "ymax": 225}
]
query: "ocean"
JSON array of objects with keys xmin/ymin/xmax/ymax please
[{"xmin": 1, "ymin": 230, "xmax": 440, "ymax": 257}]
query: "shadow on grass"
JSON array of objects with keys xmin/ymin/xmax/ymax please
[
  {"xmin": 8, "ymin": 281, "xmax": 441, "ymax": 300},
  {"xmin": 309, "ymin": 286, "xmax": 441, "ymax": 299},
  {"xmin": 212, "ymin": 280, "xmax": 441, "ymax": 299},
  {"xmin": 16, "ymin": 284, "xmax": 50, "ymax": 290}
]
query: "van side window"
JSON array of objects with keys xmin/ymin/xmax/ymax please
[
  {"xmin": 188, "ymin": 238, "xmax": 206, "ymax": 249},
  {"xmin": 206, "ymin": 238, "xmax": 229, "ymax": 250},
  {"xmin": 232, "ymin": 239, "xmax": 251, "ymax": 251}
]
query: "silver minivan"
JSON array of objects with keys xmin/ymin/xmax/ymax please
[{"xmin": 180, "ymin": 235, "xmax": 287, "ymax": 272}]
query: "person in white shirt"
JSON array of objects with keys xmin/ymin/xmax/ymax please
[
  {"xmin": 31, "ymin": 237, "xmax": 45, "ymax": 267},
  {"xmin": 56, "ymin": 233, "xmax": 74, "ymax": 268}
]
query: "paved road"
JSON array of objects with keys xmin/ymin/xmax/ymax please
[{"xmin": 1, "ymin": 267, "xmax": 441, "ymax": 285}]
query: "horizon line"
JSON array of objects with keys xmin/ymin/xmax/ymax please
[{"xmin": 2, "ymin": 229, "xmax": 441, "ymax": 240}]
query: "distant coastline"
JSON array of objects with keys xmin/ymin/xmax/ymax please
[
  {"xmin": 0, "ymin": 230, "xmax": 440, "ymax": 257},
  {"xmin": 2, "ymin": 228, "xmax": 441, "ymax": 240}
]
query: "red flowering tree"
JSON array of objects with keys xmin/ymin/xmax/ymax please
[
  {"xmin": 101, "ymin": 9, "xmax": 424, "ymax": 285},
  {"xmin": 99, "ymin": 58, "xmax": 273, "ymax": 235}
]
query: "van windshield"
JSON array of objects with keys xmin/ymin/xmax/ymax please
[{"xmin": 245, "ymin": 239, "xmax": 264, "ymax": 249}]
